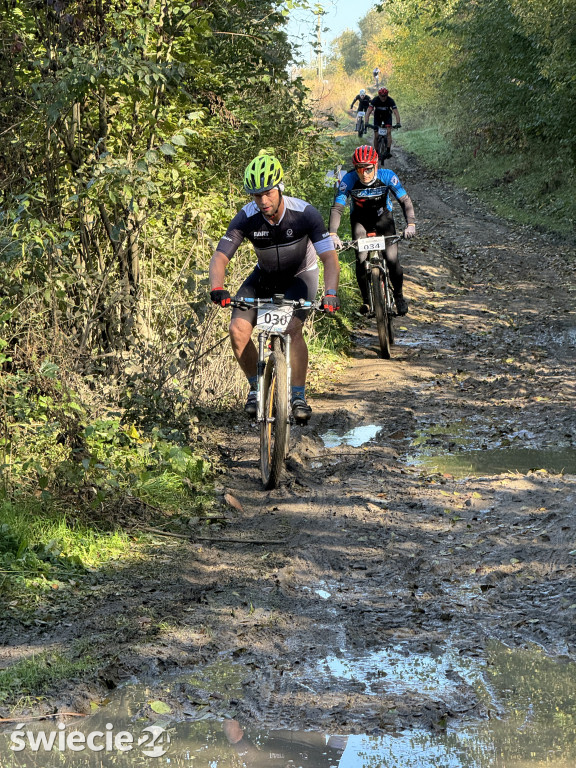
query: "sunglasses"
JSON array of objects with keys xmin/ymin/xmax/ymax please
[{"xmin": 355, "ymin": 164, "xmax": 376, "ymax": 171}]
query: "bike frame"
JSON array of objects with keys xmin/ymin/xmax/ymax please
[
  {"xmin": 230, "ymin": 295, "xmax": 319, "ymax": 488},
  {"xmin": 338, "ymin": 234, "xmax": 402, "ymax": 357}
]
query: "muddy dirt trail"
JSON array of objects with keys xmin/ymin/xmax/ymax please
[
  {"xmin": 2, "ymin": 148, "xmax": 575, "ymax": 739},
  {"xmin": 188, "ymin": 148, "xmax": 576, "ymax": 733}
]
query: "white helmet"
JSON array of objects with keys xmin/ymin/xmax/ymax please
[{"xmin": 359, "ymin": 89, "xmax": 366, "ymax": 96}]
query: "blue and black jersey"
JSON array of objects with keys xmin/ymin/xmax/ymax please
[
  {"xmin": 329, "ymin": 168, "xmax": 409, "ymax": 231},
  {"xmin": 217, "ymin": 196, "xmax": 333, "ymax": 278}
]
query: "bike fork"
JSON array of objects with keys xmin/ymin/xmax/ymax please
[
  {"xmin": 257, "ymin": 332, "xmax": 267, "ymax": 421},
  {"xmin": 256, "ymin": 333, "xmax": 291, "ymax": 424},
  {"xmin": 284, "ymin": 335, "xmax": 291, "ymax": 423}
]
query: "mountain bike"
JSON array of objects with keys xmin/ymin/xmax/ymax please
[
  {"xmin": 339, "ymin": 234, "xmax": 402, "ymax": 359},
  {"xmin": 368, "ymin": 124, "xmax": 401, "ymax": 164},
  {"xmin": 355, "ymin": 110, "xmax": 367, "ymax": 137},
  {"xmin": 230, "ymin": 295, "xmax": 320, "ymax": 490}
]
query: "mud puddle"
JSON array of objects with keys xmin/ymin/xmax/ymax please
[
  {"xmin": 4, "ymin": 643, "xmax": 576, "ymax": 766},
  {"xmin": 407, "ymin": 419, "xmax": 576, "ymax": 477},
  {"xmin": 409, "ymin": 447, "xmax": 576, "ymax": 478},
  {"xmin": 321, "ymin": 425, "xmax": 383, "ymax": 448}
]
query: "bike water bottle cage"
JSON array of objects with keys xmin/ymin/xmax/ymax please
[{"xmin": 244, "ymin": 154, "xmax": 284, "ymax": 194}]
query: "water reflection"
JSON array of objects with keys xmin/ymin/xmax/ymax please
[
  {"xmin": 2, "ymin": 643, "xmax": 576, "ymax": 767},
  {"xmin": 321, "ymin": 425, "xmax": 382, "ymax": 449},
  {"xmin": 407, "ymin": 420, "xmax": 576, "ymax": 477},
  {"xmin": 319, "ymin": 645, "xmax": 484, "ymax": 697},
  {"xmin": 408, "ymin": 447, "xmax": 576, "ymax": 478}
]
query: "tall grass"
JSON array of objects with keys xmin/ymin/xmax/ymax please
[
  {"xmin": 0, "ymin": 496, "xmax": 132, "ymax": 573},
  {"xmin": 396, "ymin": 124, "xmax": 576, "ymax": 237},
  {"xmin": 0, "ymin": 648, "xmax": 97, "ymax": 703}
]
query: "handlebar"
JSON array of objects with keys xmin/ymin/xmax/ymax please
[
  {"xmin": 366, "ymin": 124, "xmax": 401, "ymax": 130},
  {"xmin": 230, "ymin": 295, "xmax": 322, "ymax": 311},
  {"xmin": 336, "ymin": 234, "xmax": 403, "ymax": 251}
]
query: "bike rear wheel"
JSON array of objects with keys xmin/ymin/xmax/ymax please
[
  {"xmin": 371, "ymin": 265, "xmax": 392, "ymax": 359},
  {"xmin": 260, "ymin": 338, "xmax": 289, "ymax": 489}
]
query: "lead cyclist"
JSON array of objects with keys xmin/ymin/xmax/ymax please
[{"xmin": 208, "ymin": 153, "xmax": 340, "ymax": 423}]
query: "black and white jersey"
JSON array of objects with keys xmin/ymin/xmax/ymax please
[{"xmin": 216, "ymin": 196, "xmax": 333, "ymax": 276}]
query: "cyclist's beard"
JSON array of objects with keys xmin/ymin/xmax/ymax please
[{"xmin": 265, "ymin": 190, "xmax": 283, "ymax": 222}]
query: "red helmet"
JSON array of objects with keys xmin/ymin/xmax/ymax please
[
  {"xmin": 378, "ymin": 87, "xmax": 389, "ymax": 97},
  {"xmin": 352, "ymin": 145, "xmax": 378, "ymax": 166}
]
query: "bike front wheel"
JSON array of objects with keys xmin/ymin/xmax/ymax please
[
  {"xmin": 371, "ymin": 265, "xmax": 392, "ymax": 359},
  {"xmin": 357, "ymin": 117, "xmax": 365, "ymax": 137},
  {"xmin": 376, "ymin": 133, "xmax": 387, "ymax": 164},
  {"xmin": 260, "ymin": 338, "xmax": 289, "ymax": 490}
]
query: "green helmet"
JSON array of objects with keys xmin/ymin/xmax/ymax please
[{"xmin": 243, "ymin": 154, "xmax": 284, "ymax": 194}]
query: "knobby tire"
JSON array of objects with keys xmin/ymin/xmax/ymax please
[
  {"xmin": 260, "ymin": 338, "xmax": 289, "ymax": 490},
  {"xmin": 371, "ymin": 265, "xmax": 392, "ymax": 359}
]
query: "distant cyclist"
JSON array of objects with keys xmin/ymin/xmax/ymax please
[
  {"xmin": 365, "ymin": 87, "xmax": 401, "ymax": 159},
  {"xmin": 372, "ymin": 66, "xmax": 380, "ymax": 86},
  {"xmin": 328, "ymin": 145, "xmax": 416, "ymax": 316},
  {"xmin": 350, "ymin": 88, "xmax": 371, "ymax": 113},
  {"xmin": 350, "ymin": 89, "xmax": 371, "ymax": 135},
  {"xmin": 209, "ymin": 153, "xmax": 340, "ymax": 423}
]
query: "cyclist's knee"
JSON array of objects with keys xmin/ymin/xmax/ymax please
[
  {"xmin": 286, "ymin": 317, "xmax": 304, "ymax": 338},
  {"xmin": 229, "ymin": 316, "xmax": 253, "ymax": 343}
]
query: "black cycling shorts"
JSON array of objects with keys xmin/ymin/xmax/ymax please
[{"xmin": 232, "ymin": 265, "xmax": 319, "ymax": 325}]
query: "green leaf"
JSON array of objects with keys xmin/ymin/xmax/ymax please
[
  {"xmin": 171, "ymin": 135, "xmax": 187, "ymax": 146},
  {"xmin": 39, "ymin": 361, "xmax": 59, "ymax": 379},
  {"xmin": 159, "ymin": 143, "xmax": 176, "ymax": 156},
  {"xmin": 149, "ymin": 701, "xmax": 172, "ymax": 714}
]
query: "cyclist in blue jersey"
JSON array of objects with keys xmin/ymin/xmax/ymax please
[
  {"xmin": 209, "ymin": 153, "xmax": 340, "ymax": 422},
  {"xmin": 328, "ymin": 145, "xmax": 415, "ymax": 316}
]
